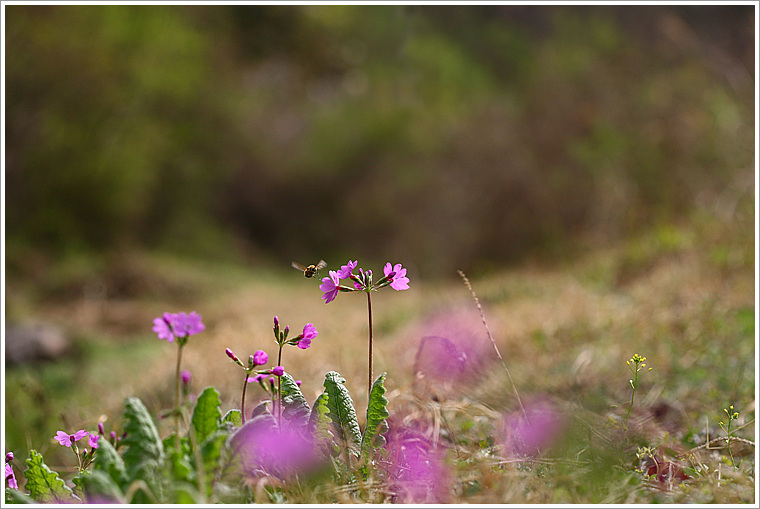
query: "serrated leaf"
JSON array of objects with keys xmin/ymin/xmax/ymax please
[
  {"xmin": 120, "ymin": 397, "xmax": 165, "ymax": 502},
  {"xmin": 280, "ymin": 371, "xmax": 310, "ymax": 430},
  {"xmin": 192, "ymin": 386, "xmax": 222, "ymax": 444},
  {"xmin": 322, "ymin": 371, "xmax": 361, "ymax": 457},
  {"xmin": 361, "ymin": 372, "xmax": 390, "ymax": 459},
  {"xmin": 308, "ymin": 392, "xmax": 335, "ymax": 456},
  {"xmin": 199, "ymin": 430, "xmax": 228, "ymax": 496},
  {"xmin": 73, "ymin": 470, "xmax": 125, "ymax": 503},
  {"xmin": 221, "ymin": 409, "xmax": 242, "ymax": 429},
  {"xmin": 23, "ymin": 450, "xmax": 76, "ymax": 503},
  {"xmin": 92, "ymin": 438, "xmax": 127, "ymax": 488}
]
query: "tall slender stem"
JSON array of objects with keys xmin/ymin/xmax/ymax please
[
  {"xmin": 174, "ymin": 343, "xmax": 185, "ymax": 449},
  {"xmin": 241, "ymin": 375, "xmax": 249, "ymax": 424},
  {"xmin": 277, "ymin": 345, "xmax": 284, "ymax": 428},
  {"xmin": 367, "ymin": 291, "xmax": 373, "ymax": 397}
]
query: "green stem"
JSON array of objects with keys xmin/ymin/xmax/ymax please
[
  {"xmin": 367, "ymin": 291, "xmax": 373, "ymax": 397},
  {"xmin": 241, "ymin": 374, "xmax": 249, "ymax": 424},
  {"xmin": 726, "ymin": 420, "xmax": 736, "ymax": 468},
  {"xmin": 174, "ymin": 343, "xmax": 185, "ymax": 449},
  {"xmin": 625, "ymin": 369, "xmax": 639, "ymax": 430},
  {"xmin": 277, "ymin": 345, "xmax": 284, "ymax": 429}
]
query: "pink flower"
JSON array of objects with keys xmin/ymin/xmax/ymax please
[
  {"xmin": 253, "ymin": 350, "xmax": 268, "ymax": 366},
  {"xmin": 232, "ymin": 420, "xmax": 322, "ymax": 479},
  {"xmin": 319, "ymin": 270, "xmax": 340, "ymax": 304},
  {"xmin": 54, "ymin": 429, "xmax": 89, "ymax": 448},
  {"xmin": 181, "ymin": 370, "xmax": 192, "ymax": 385},
  {"xmin": 152, "ymin": 313, "xmax": 177, "ymax": 342},
  {"xmin": 172, "ymin": 311, "xmax": 205, "ymax": 337},
  {"xmin": 5, "ymin": 462, "xmax": 17, "ymax": 490},
  {"xmin": 385, "ymin": 426, "xmax": 451, "ymax": 503},
  {"xmin": 272, "ymin": 366, "xmax": 285, "ymax": 377},
  {"xmin": 247, "ymin": 374, "xmax": 266, "ymax": 384},
  {"xmin": 384, "ymin": 262, "xmax": 410, "ymax": 291},
  {"xmin": 297, "ymin": 323, "xmax": 318, "ymax": 349},
  {"xmin": 89, "ymin": 434, "xmax": 100, "ymax": 449},
  {"xmin": 337, "ymin": 260, "xmax": 358, "ymax": 280},
  {"xmin": 502, "ymin": 399, "xmax": 566, "ymax": 456}
]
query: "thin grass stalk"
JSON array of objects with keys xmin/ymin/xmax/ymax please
[{"xmin": 457, "ymin": 270, "xmax": 537, "ymax": 453}]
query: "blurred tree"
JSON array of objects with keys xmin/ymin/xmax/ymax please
[{"xmin": 5, "ymin": 5, "xmax": 754, "ymax": 279}]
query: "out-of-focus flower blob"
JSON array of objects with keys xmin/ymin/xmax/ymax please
[
  {"xmin": 385, "ymin": 426, "xmax": 451, "ymax": 503},
  {"xmin": 502, "ymin": 399, "xmax": 566, "ymax": 457}
]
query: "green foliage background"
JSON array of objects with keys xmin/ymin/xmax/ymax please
[{"xmin": 5, "ymin": 5, "xmax": 754, "ymax": 277}]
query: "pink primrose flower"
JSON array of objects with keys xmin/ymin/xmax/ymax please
[
  {"xmin": 5, "ymin": 461, "xmax": 18, "ymax": 490},
  {"xmin": 337, "ymin": 260, "xmax": 358, "ymax": 280},
  {"xmin": 385, "ymin": 262, "xmax": 410, "ymax": 291},
  {"xmin": 297, "ymin": 323, "xmax": 318, "ymax": 349},
  {"xmin": 253, "ymin": 350, "xmax": 268, "ymax": 366},
  {"xmin": 172, "ymin": 311, "xmax": 205, "ymax": 337},
  {"xmin": 319, "ymin": 270, "xmax": 340, "ymax": 304},
  {"xmin": 54, "ymin": 429, "xmax": 89, "ymax": 448},
  {"xmin": 152, "ymin": 313, "xmax": 177, "ymax": 342}
]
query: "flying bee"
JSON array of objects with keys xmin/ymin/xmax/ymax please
[{"xmin": 292, "ymin": 259, "xmax": 327, "ymax": 278}]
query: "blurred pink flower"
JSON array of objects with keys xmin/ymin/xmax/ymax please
[
  {"xmin": 89, "ymin": 433, "xmax": 100, "ymax": 449},
  {"xmin": 231, "ymin": 418, "xmax": 323, "ymax": 479},
  {"xmin": 152, "ymin": 313, "xmax": 176, "ymax": 342},
  {"xmin": 385, "ymin": 426, "xmax": 451, "ymax": 503},
  {"xmin": 319, "ymin": 270, "xmax": 340, "ymax": 303},
  {"xmin": 502, "ymin": 399, "xmax": 566, "ymax": 456},
  {"xmin": 172, "ymin": 311, "xmax": 205, "ymax": 337},
  {"xmin": 5, "ymin": 454, "xmax": 17, "ymax": 489},
  {"xmin": 181, "ymin": 369, "xmax": 192, "ymax": 385},
  {"xmin": 411, "ymin": 309, "xmax": 490, "ymax": 388}
]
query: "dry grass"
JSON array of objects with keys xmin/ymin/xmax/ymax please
[{"xmin": 4, "ymin": 205, "xmax": 755, "ymax": 502}]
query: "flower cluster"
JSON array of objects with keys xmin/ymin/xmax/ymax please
[
  {"xmin": 225, "ymin": 348, "xmax": 280, "ymax": 384},
  {"xmin": 274, "ymin": 317, "xmax": 318, "ymax": 350},
  {"xmin": 152, "ymin": 311, "xmax": 205, "ymax": 345},
  {"xmin": 53, "ymin": 428, "xmax": 101, "ymax": 472},
  {"xmin": 320, "ymin": 261, "xmax": 410, "ymax": 303}
]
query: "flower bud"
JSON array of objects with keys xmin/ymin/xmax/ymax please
[
  {"xmin": 181, "ymin": 369, "xmax": 192, "ymax": 385},
  {"xmin": 98, "ymin": 422, "xmax": 105, "ymax": 435},
  {"xmin": 272, "ymin": 366, "xmax": 285, "ymax": 377}
]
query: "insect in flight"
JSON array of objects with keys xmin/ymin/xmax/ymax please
[{"xmin": 292, "ymin": 259, "xmax": 327, "ymax": 278}]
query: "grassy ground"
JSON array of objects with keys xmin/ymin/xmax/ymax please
[{"xmin": 4, "ymin": 202, "xmax": 755, "ymax": 503}]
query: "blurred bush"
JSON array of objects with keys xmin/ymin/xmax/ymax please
[{"xmin": 5, "ymin": 5, "xmax": 754, "ymax": 279}]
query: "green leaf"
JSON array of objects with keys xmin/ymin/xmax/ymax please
[
  {"xmin": 308, "ymin": 392, "xmax": 335, "ymax": 456},
  {"xmin": 120, "ymin": 397, "xmax": 165, "ymax": 502},
  {"xmin": 280, "ymin": 371, "xmax": 310, "ymax": 430},
  {"xmin": 221, "ymin": 409, "xmax": 242, "ymax": 429},
  {"xmin": 199, "ymin": 430, "xmax": 228, "ymax": 496},
  {"xmin": 192, "ymin": 386, "xmax": 223, "ymax": 444},
  {"xmin": 22, "ymin": 450, "xmax": 76, "ymax": 503},
  {"xmin": 72, "ymin": 470, "xmax": 125, "ymax": 503},
  {"xmin": 361, "ymin": 372, "xmax": 390, "ymax": 460},
  {"xmin": 5, "ymin": 487, "xmax": 34, "ymax": 504},
  {"xmin": 322, "ymin": 371, "xmax": 361, "ymax": 457},
  {"xmin": 92, "ymin": 438, "xmax": 127, "ymax": 488}
]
